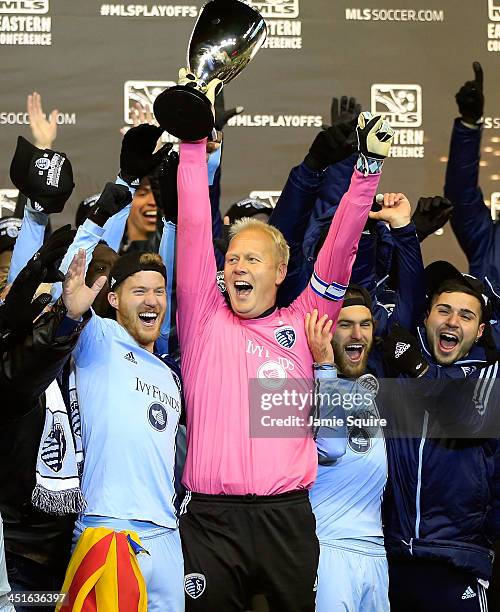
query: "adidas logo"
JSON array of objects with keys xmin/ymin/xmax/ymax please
[
  {"xmin": 394, "ymin": 342, "xmax": 410, "ymax": 359},
  {"xmin": 461, "ymin": 586, "xmax": 476, "ymax": 600},
  {"xmin": 124, "ymin": 351, "xmax": 137, "ymax": 364}
]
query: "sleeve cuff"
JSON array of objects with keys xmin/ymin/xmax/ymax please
[
  {"xmin": 55, "ymin": 315, "xmax": 83, "ymax": 338},
  {"xmin": 391, "ymin": 222, "xmax": 416, "ymax": 236},
  {"xmin": 314, "ymin": 365, "xmax": 338, "ymax": 379},
  {"xmin": 180, "ymin": 140, "xmax": 208, "ymax": 165},
  {"xmin": 82, "ymin": 217, "xmax": 106, "ymax": 238}
]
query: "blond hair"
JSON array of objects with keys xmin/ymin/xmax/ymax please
[
  {"xmin": 139, "ymin": 252, "xmax": 164, "ymax": 267},
  {"xmin": 229, "ymin": 218, "xmax": 290, "ymax": 265}
]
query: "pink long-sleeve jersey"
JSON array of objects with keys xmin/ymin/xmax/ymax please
[{"xmin": 177, "ymin": 141, "xmax": 380, "ymax": 495}]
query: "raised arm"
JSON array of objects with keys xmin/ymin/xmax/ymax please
[
  {"xmin": 176, "ymin": 140, "xmax": 225, "ymax": 344},
  {"xmin": 50, "ymin": 183, "xmax": 131, "ymax": 301},
  {"xmin": 272, "ymin": 119, "xmax": 357, "ymax": 306},
  {"xmin": 445, "ymin": 62, "xmax": 494, "ymax": 278},
  {"xmin": 305, "ymin": 310, "xmax": 347, "ymax": 463},
  {"xmin": 291, "ymin": 113, "xmax": 394, "ymax": 327},
  {"xmin": 368, "ymin": 193, "xmax": 426, "ymax": 333}
]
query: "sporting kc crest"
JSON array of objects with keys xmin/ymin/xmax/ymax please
[
  {"xmin": 274, "ymin": 325, "xmax": 297, "ymax": 349},
  {"xmin": 184, "ymin": 573, "xmax": 206, "ymax": 599}
]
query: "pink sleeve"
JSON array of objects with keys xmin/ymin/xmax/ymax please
[
  {"xmin": 176, "ymin": 140, "xmax": 224, "ymax": 345},
  {"xmin": 290, "ymin": 168, "xmax": 380, "ymax": 327}
]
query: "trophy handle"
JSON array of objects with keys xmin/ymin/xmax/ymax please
[{"xmin": 153, "ymin": 86, "xmax": 215, "ymax": 141}]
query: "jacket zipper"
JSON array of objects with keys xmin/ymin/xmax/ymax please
[{"xmin": 415, "ymin": 411, "xmax": 429, "ymax": 539}]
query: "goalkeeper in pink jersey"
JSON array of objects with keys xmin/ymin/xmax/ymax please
[{"xmin": 176, "ymin": 107, "xmax": 394, "ymax": 611}]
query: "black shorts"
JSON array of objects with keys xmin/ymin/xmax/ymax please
[
  {"xmin": 180, "ymin": 490, "xmax": 319, "ymax": 612},
  {"xmin": 389, "ymin": 557, "xmax": 489, "ymax": 612}
]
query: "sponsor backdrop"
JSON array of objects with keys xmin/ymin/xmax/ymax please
[{"xmin": 1, "ymin": 0, "xmax": 500, "ymax": 269}]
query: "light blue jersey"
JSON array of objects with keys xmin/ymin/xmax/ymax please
[
  {"xmin": 311, "ymin": 369, "xmax": 389, "ymax": 611},
  {"xmin": 310, "ymin": 371, "xmax": 387, "ymax": 542},
  {"xmin": 73, "ymin": 313, "xmax": 181, "ymax": 528}
]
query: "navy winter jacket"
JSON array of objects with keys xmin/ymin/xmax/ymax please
[
  {"xmin": 444, "ymin": 118, "xmax": 500, "ymax": 348},
  {"xmin": 383, "ymin": 328, "xmax": 498, "ymax": 579}
]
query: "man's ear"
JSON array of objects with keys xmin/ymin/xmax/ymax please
[
  {"xmin": 276, "ymin": 262, "xmax": 287, "ymax": 287},
  {"xmin": 477, "ymin": 322, "xmax": 485, "ymax": 341},
  {"xmin": 108, "ymin": 291, "xmax": 119, "ymax": 310},
  {"xmin": 423, "ymin": 309, "xmax": 430, "ymax": 326}
]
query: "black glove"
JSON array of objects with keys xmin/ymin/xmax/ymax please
[
  {"xmin": 364, "ymin": 196, "xmax": 383, "ymax": 233},
  {"xmin": 455, "ymin": 61, "xmax": 484, "ymax": 125},
  {"xmin": 154, "ymin": 149, "xmax": 180, "ymax": 224},
  {"xmin": 382, "ymin": 325, "xmax": 429, "ymax": 377},
  {"xmin": 305, "ymin": 120, "xmax": 357, "ymax": 170},
  {"xmin": 0, "ymin": 224, "xmax": 75, "ymax": 342},
  {"xmin": 411, "ymin": 196, "xmax": 453, "ymax": 242},
  {"xmin": 330, "ymin": 95, "xmax": 362, "ymax": 125},
  {"xmin": 87, "ymin": 183, "xmax": 132, "ymax": 227},
  {"xmin": 119, "ymin": 124, "xmax": 170, "ymax": 184},
  {"xmin": 213, "ymin": 221, "xmax": 231, "ymax": 256},
  {"xmin": 214, "ymin": 90, "xmax": 243, "ymax": 131}
]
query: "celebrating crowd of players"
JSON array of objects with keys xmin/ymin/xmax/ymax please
[{"xmin": 0, "ymin": 61, "xmax": 499, "ymax": 612}]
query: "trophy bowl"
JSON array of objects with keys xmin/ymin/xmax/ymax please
[{"xmin": 154, "ymin": 0, "xmax": 267, "ymax": 141}]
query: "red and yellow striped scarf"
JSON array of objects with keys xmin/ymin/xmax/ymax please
[{"xmin": 57, "ymin": 527, "xmax": 147, "ymax": 611}]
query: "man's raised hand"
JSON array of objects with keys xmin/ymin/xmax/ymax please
[
  {"xmin": 63, "ymin": 250, "xmax": 106, "ymax": 321},
  {"xmin": 27, "ymin": 91, "xmax": 58, "ymax": 149},
  {"xmin": 305, "ymin": 309, "xmax": 334, "ymax": 365},
  {"xmin": 369, "ymin": 193, "xmax": 412, "ymax": 229},
  {"xmin": 456, "ymin": 61, "xmax": 484, "ymax": 126},
  {"xmin": 356, "ymin": 112, "xmax": 394, "ymax": 176}
]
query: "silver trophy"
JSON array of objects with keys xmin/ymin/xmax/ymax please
[{"xmin": 153, "ymin": 0, "xmax": 267, "ymax": 141}]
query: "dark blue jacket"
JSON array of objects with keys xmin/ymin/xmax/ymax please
[
  {"xmin": 383, "ymin": 328, "xmax": 498, "ymax": 579},
  {"xmin": 444, "ymin": 118, "xmax": 500, "ymax": 348},
  {"xmin": 270, "ymin": 155, "xmax": 425, "ymax": 337}
]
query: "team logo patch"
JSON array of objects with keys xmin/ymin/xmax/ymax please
[
  {"xmin": 356, "ymin": 373, "xmax": 379, "ymax": 397},
  {"xmin": 184, "ymin": 573, "xmax": 206, "ymax": 599},
  {"xmin": 35, "ymin": 157, "xmax": 50, "ymax": 170},
  {"xmin": 274, "ymin": 325, "xmax": 296, "ymax": 349},
  {"xmin": 257, "ymin": 360, "xmax": 288, "ymax": 390},
  {"xmin": 348, "ymin": 426, "xmax": 371, "ymax": 454},
  {"xmin": 41, "ymin": 420, "xmax": 67, "ymax": 472},
  {"xmin": 147, "ymin": 402, "xmax": 168, "ymax": 432}
]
